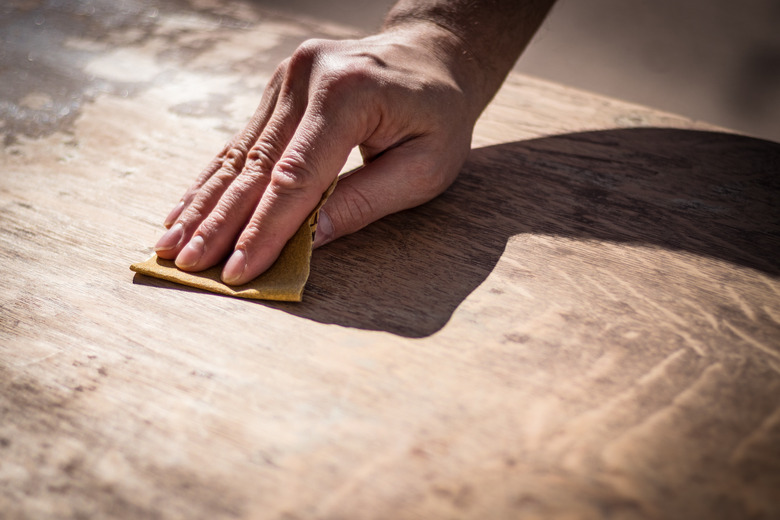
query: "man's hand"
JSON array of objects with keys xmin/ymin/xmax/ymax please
[{"xmin": 154, "ymin": 1, "xmax": 555, "ymax": 286}]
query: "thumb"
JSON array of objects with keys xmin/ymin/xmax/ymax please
[{"xmin": 313, "ymin": 138, "xmax": 464, "ymax": 248}]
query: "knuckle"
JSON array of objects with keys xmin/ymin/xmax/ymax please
[
  {"xmin": 318, "ymin": 60, "xmax": 375, "ymax": 96},
  {"xmin": 177, "ymin": 198, "xmax": 209, "ymax": 228},
  {"xmin": 222, "ymin": 147, "xmax": 248, "ymax": 173},
  {"xmin": 289, "ymin": 38, "xmax": 329, "ymax": 70},
  {"xmin": 215, "ymin": 140, "xmax": 233, "ymax": 161},
  {"xmin": 181, "ymin": 171, "xmax": 237, "ymax": 223},
  {"xmin": 269, "ymin": 155, "xmax": 318, "ymax": 198},
  {"xmin": 245, "ymin": 141, "xmax": 279, "ymax": 176},
  {"xmin": 197, "ymin": 207, "xmax": 230, "ymax": 237}
]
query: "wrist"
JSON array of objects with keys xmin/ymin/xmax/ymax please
[
  {"xmin": 378, "ymin": 20, "xmax": 496, "ymax": 121},
  {"xmin": 383, "ymin": 0, "xmax": 555, "ymax": 116}
]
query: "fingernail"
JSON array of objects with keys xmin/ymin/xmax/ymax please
[
  {"xmin": 164, "ymin": 201, "xmax": 185, "ymax": 228},
  {"xmin": 222, "ymin": 249, "xmax": 247, "ymax": 285},
  {"xmin": 154, "ymin": 222, "xmax": 184, "ymax": 252},
  {"xmin": 175, "ymin": 235, "xmax": 205, "ymax": 269},
  {"xmin": 312, "ymin": 209, "xmax": 333, "ymax": 249}
]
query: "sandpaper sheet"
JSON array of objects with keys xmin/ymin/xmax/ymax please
[{"xmin": 130, "ymin": 180, "xmax": 336, "ymax": 302}]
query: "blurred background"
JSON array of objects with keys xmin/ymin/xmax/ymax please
[
  {"xmin": 255, "ymin": 0, "xmax": 780, "ymax": 143},
  {"xmin": 2, "ymin": 0, "xmax": 778, "ymax": 143}
]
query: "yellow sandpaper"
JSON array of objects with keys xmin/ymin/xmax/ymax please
[{"xmin": 130, "ymin": 180, "xmax": 336, "ymax": 302}]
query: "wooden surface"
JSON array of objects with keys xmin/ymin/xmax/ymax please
[{"xmin": 2, "ymin": 1, "xmax": 779, "ymax": 519}]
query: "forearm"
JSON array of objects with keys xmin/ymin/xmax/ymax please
[{"xmin": 383, "ymin": 0, "xmax": 556, "ymax": 111}]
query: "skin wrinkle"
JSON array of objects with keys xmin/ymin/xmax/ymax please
[
  {"xmin": 220, "ymin": 147, "xmax": 250, "ymax": 177},
  {"xmin": 204, "ymin": 171, "xmax": 269, "ymax": 237},
  {"xmin": 335, "ymin": 181, "xmax": 377, "ymax": 233},
  {"xmin": 271, "ymin": 154, "xmax": 323, "ymax": 197},
  {"xmin": 244, "ymin": 146, "xmax": 278, "ymax": 177}
]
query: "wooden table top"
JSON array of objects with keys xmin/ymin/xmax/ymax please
[{"xmin": 2, "ymin": 2, "xmax": 779, "ymax": 519}]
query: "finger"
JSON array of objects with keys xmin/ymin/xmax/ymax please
[
  {"xmin": 312, "ymin": 134, "xmax": 469, "ymax": 248},
  {"xmin": 161, "ymin": 92, "xmax": 273, "ymax": 229},
  {"xmin": 173, "ymin": 78, "xmax": 313, "ymax": 271},
  {"xmin": 163, "ymin": 145, "xmax": 227, "ymax": 228},
  {"xmin": 154, "ymin": 139, "xmax": 252, "ymax": 259},
  {"xmin": 154, "ymin": 63, "xmax": 289, "ymax": 259},
  {"xmin": 220, "ymin": 105, "xmax": 361, "ymax": 285}
]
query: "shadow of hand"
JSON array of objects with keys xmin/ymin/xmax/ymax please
[{"xmin": 263, "ymin": 128, "xmax": 779, "ymax": 337}]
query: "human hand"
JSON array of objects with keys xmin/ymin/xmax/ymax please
[{"xmin": 153, "ymin": 24, "xmax": 483, "ymax": 286}]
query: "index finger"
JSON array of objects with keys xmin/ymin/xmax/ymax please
[{"xmin": 221, "ymin": 106, "xmax": 361, "ymax": 285}]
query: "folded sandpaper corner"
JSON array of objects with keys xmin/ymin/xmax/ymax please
[{"xmin": 130, "ymin": 180, "xmax": 336, "ymax": 302}]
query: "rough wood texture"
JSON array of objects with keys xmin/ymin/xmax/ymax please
[{"xmin": 1, "ymin": 1, "xmax": 779, "ymax": 519}]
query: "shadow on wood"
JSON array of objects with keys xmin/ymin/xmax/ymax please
[
  {"xmin": 134, "ymin": 127, "xmax": 780, "ymax": 337},
  {"xmin": 279, "ymin": 128, "xmax": 780, "ymax": 336}
]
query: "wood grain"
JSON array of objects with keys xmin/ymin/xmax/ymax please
[{"xmin": 1, "ymin": 1, "xmax": 779, "ymax": 519}]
